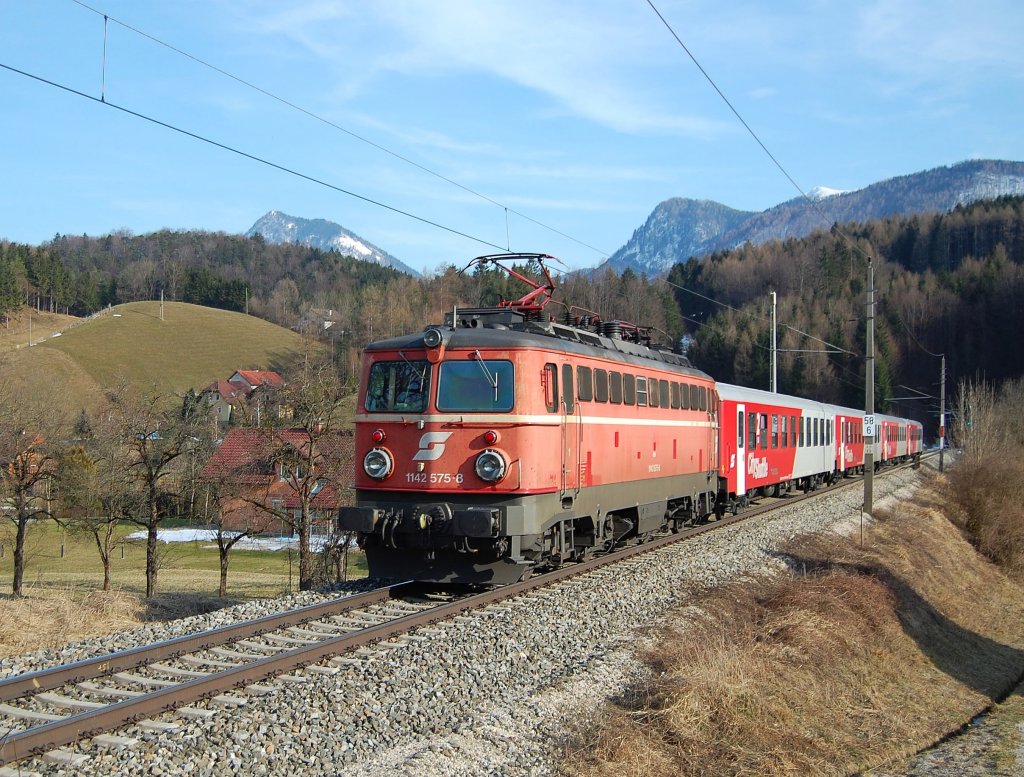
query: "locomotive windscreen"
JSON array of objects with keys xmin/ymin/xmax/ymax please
[
  {"xmin": 436, "ymin": 359, "xmax": 514, "ymax": 412},
  {"xmin": 365, "ymin": 360, "xmax": 430, "ymax": 412}
]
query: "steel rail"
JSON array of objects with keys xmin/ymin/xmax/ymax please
[
  {"xmin": 0, "ymin": 582, "xmax": 410, "ymax": 703},
  {"xmin": 0, "ymin": 454, "xmax": 929, "ymax": 766}
]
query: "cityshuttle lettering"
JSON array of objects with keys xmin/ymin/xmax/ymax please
[{"xmin": 747, "ymin": 454, "xmax": 769, "ymax": 479}]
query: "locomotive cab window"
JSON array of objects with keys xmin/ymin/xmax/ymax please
[
  {"xmin": 561, "ymin": 364, "xmax": 575, "ymax": 414},
  {"xmin": 365, "ymin": 359, "xmax": 431, "ymax": 413},
  {"xmin": 609, "ymin": 371, "xmax": 623, "ymax": 404},
  {"xmin": 543, "ymin": 363, "xmax": 558, "ymax": 413},
  {"xmin": 594, "ymin": 369, "xmax": 608, "ymax": 403},
  {"xmin": 636, "ymin": 377, "xmax": 649, "ymax": 407},
  {"xmin": 623, "ymin": 374, "xmax": 635, "ymax": 405},
  {"xmin": 577, "ymin": 366, "xmax": 594, "ymax": 402},
  {"xmin": 437, "ymin": 359, "xmax": 514, "ymax": 412}
]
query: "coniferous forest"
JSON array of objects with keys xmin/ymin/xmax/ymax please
[{"xmin": 2, "ymin": 195, "xmax": 1023, "ymax": 435}]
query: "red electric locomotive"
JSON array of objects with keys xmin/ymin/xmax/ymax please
[{"xmin": 338, "ymin": 254, "xmax": 720, "ymax": 583}]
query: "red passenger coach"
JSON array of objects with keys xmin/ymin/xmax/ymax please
[
  {"xmin": 339, "ymin": 254, "xmax": 721, "ymax": 584},
  {"xmin": 716, "ymin": 384, "xmax": 836, "ymax": 511}
]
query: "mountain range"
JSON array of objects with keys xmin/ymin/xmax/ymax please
[
  {"xmin": 246, "ymin": 211, "xmax": 420, "ymax": 277},
  {"xmin": 604, "ymin": 159, "xmax": 1024, "ymax": 276},
  {"xmin": 246, "ymin": 161, "xmax": 1024, "ymax": 280}
]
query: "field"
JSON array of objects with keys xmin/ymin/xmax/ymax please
[
  {"xmin": 0, "ymin": 301, "xmax": 318, "ymax": 420},
  {"xmin": 0, "ymin": 521, "xmax": 367, "ymax": 656}
]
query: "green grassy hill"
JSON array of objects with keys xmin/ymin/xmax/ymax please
[{"xmin": 3, "ymin": 302, "xmax": 315, "ymax": 421}]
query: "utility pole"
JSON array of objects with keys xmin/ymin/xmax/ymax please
[
  {"xmin": 770, "ymin": 290, "xmax": 777, "ymax": 393},
  {"xmin": 864, "ymin": 261, "xmax": 875, "ymax": 516},
  {"xmin": 939, "ymin": 354, "xmax": 946, "ymax": 473}
]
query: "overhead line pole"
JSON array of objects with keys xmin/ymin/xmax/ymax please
[
  {"xmin": 939, "ymin": 354, "xmax": 946, "ymax": 473},
  {"xmin": 770, "ymin": 290, "xmax": 777, "ymax": 392},
  {"xmin": 864, "ymin": 261, "xmax": 875, "ymax": 516}
]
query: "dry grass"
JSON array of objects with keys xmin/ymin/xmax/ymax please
[
  {"xmin": 0, "ymin": 588, "xmax": 144, "ymax": 656},
  {"xmin": 566, "ymin": 471, "xmax": 1024, "ymax": 776}
]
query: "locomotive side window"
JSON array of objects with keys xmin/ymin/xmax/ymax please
[
  {"xmin": 679, "ymin": 383, "xmax": 689, "ymax": 410},
  {"xmin": 647, "ymin": 376, "xmax": 658, "ymax": 408},
  {"xmin": 636, "ymin": 377, "xmax": 649, "ymax": 407},
  {"xmin": 577, "ymin": 366, "xmax": 594, "ymax": 402},
  {"xmin": 437, "ymin": 359, "xmax": 514, "ymax": 412},
  {"xmin": 543, "ymin": 363, "xmax": 558, "ymax": 413},
  {"xmin": 561, "ymin": 364, "xmax": 575, "ymax": 414},
  {"xmin": 609, "ymin": 371, "xmax": 623, "ymax": 404},
  {"xmin": 689, "ymin": 384, "xmax": 698, "ymax": 410},
  {"xmin": 671, "ymin": 382, "xmax": 680, "ymax": 409},
  {"xmin": 365, "ymin": 359, "xmax": 431, "ymax": 413},
  {"xmin": 594, "ymin": 369, "xmax": 608, "ymax": 403},
  {"xmin": 659, "ymin": 380, "xmax": 670, "ymax": 408},
  {"xmin": 738, "ymin": 410, "xmax": 745, "ymax": 449},
  {"xmin": 748, "ymin": 412, "xmax": 757, "ymax": 449},
  {"xmin": 698, "ymin": 386, "xmax": 707, "ymax": 411},
  {"xmin": 623, "ymin": 374, "xmax": 635, "ymax": 405}
]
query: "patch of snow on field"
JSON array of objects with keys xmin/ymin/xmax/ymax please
[{"xmin": 123, "ymin": 529, "xmax": 334, "ymax": 551}]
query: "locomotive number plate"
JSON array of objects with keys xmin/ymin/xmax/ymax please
[{"xmin": 405, "ymin": 472, "xmax": 465, "ymax": 484}]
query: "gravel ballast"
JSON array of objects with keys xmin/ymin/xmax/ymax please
[{"xmin": 9, "ymin": 465, "xmax": 928, "ymax": 776}]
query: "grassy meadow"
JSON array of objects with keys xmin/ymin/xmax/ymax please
[
  {"xmin": 0, "ymin": 301, "xmax": 319, "ymax": 421},
  {"xmin": 0, "ymin": 520, "xmax": 368, "ymax": 656}
]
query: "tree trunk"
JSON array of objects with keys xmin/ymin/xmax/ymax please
[
  {"xmin": 94, "ymin": 528, "xmax": 113, "ymax": 592},
  {"xmin": 298, "ymin": 508, "xmax": 313, "ymax": 591},
  {"xmin": 12, "ymin": 517, "xmax": 27, "ymax": 597},
  {"xmin": 219, "ymin": 547, "xmax": 229, "ymax": 597},
  {"xmin": 145, "ymin": 486, "xmax": 160, "ymax": 598},
  {"xmin": 146, "ymin": 523, "xmax": 159, "ymax": 598}
]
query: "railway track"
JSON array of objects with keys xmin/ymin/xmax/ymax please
[{"xmin": 0, "ymin": 455, "xmax": 928, "ymax": 769}]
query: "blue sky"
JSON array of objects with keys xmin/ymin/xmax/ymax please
[{"xmin": 2, "ymin": 0, "xmax": 1022, "ymax": 274}]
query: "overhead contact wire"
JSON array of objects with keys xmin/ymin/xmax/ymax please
[
  {"xmin": 0, "ymin": 61, "xmax": 508, "ymax": 253},
  {"xmin": 68, "ymin": 0, "xmax": 611, "ymax": 259}
]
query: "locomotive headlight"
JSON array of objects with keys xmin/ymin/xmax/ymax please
[
  {"xmin": 363, "ymin": 448, "xmax": 394, "ymax": 480},
  {"xmin": 423, "ymin": 327, "xmax": 443, "ymax": 348},
  {"xmin": 475, "ymin": 449, "xmax": 507, "ymax": 483}
]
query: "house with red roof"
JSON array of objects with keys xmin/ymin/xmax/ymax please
[
  {"xmin": 200, "ymin": 426, "xmax": 352, "ymax": 535},
  {"xmin": 200, "ymin": 370, "xmax": 288, "ymax": 427}
]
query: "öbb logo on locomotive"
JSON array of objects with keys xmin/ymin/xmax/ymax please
[{"xmin": 337, "ymin": 253, "xmax": 924, "ymax": 585}]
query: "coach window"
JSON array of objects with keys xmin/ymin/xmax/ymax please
[
  {"xmin": 790, "ymin": 415, "xmax": 798, "ymax": 447},
  {"xmin": 543, "ymin": 363, "xmax": 558, "ymax": 413},
  {"xmin": 759, "ymin": 414, "xmax": 768, "ymax": 449},
  {"xmin": 679, "ymin": 383, "xmax": 689, "ymax": 410},
  {"xmin": 781, "ymin": 415, "xmax": 788, "ymax": 448},
  {"xmin": 738, "ymin": 410, "xmax": 745, "ymax": 449},
  {"xmin": 648, "ymin": 377, "xmax": 659, "ymax": 408},
  {"xmin": 609, "ymin": 371, "xmax": 623, "ymax": 404},
  {"xmin": 828, "ymin": 420, "xmax": 833, "ymax": 446},
  {"xmin": 814, "ymin": 418, "xmax": 821, "ymax": 447},
  {"xmin": 659, "ymin": 380, "xmax": 670, "ymax": 409},
  {"xmin": 594, "ymin": 369, "xmax": 608, "ymax": 402},
  {"xmin": 623, "ymin": 373, "xmax": 636, "ymax": 405},
  {"xmin": 636, "ymin": 377, "xmax": 649, "ymax": 407},
  {"xmin": 578, "ymin": 366, "xmax": 593, "ymax": 402},
  {"xmin": 771, "ymin": 414, "xmax": 779, "ymax": 448}
]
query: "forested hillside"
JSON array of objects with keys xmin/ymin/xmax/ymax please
[{"xmin": 670, "ymin": 196, "xmax": 1024, "ymax": 428}]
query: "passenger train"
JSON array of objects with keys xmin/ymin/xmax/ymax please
[{"xmin": 338, "ymin": 254, "xmax": 923, "ymax": 584}]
